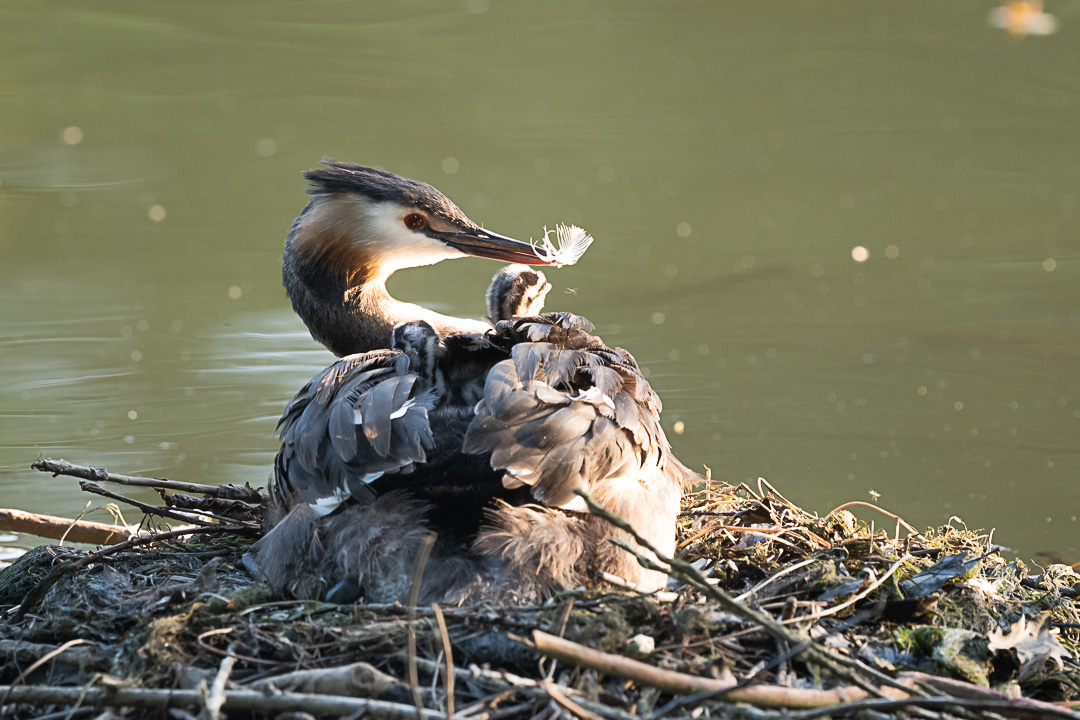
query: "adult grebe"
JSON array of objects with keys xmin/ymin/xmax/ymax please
[{"xmin": 252, "ymin": 160, "xmax": 692, "ymax": 604}]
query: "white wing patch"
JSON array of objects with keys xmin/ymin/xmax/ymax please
[
  {"xmin": 309, "ymin": 487, "xmax": 350, "ymax": 517},
  {"xmin": 556, "ymin": 494, "xmax": 589, "ymax": 512},
  {"xmin": 389, "ymin": 398, "xmax": 419, "ymax": 420},
  {"xmin": 569, "ymin": 386, "xmax": 616, "ymax": 408}
]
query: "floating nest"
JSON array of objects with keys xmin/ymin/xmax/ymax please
[{"xmin": 0, "ymin": 460, "xmax": 1078, "ymax": 720}]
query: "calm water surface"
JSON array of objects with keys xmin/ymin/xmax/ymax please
[{"xmin": 1, "ymin": 2, "xmax": 1077, "ymax": 564}]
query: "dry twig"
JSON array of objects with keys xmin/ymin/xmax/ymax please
[
  {"xmin": 408, "ymin": 534, "xmax": 436, "ymax": 720},
  {"xmin": 432, "ymin": 604, "xmax": 454, "ymax": 719},
  {"xmin": 0, "ymin": 508, "xmax": 134, "ymax": 545},
  {"xmin": 201, "ymin": 652, "xmax": 236, "ymax": 720},
  {"xmin": 0, "ymin": 685, "xmax": 447, "ymax": 718},
  {"xmin": 31, "ymin": 458, "xmax": 264, "ymax": 502},
  {"xmin": 532, "ymin": 630, "xmax": 890, "ymax": 708}
]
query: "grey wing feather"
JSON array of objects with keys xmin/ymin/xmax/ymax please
[
  {"xmin": 274, "ymin": 350, "xmax": 435, "ymax": 508},
  {"xmin": 581, "ymin": 365, "xmax": 622, "ymax": 399},
  {"xmin": 389, "ymin": 405, "xmax": 432, "ymax": 465},
  {"xmin": 360, "ymin": 375, "xmax": 399, "ymax": 455},
  {"xmin": 465, "ymin": 315, "xmax": 675, "ymax": 509},
  {"xmin": 542, "ymin": 349, "xmax": 588, "ymax": 388},
  {"xmin": 533, "ymin": 406, "xmax": 595, "ymax": 450},
  {"xmin": 483, "ymin": 360, "xmax": 517, "ymax": 408},
  {"xmin": 328, "ymin": 395, "xmax": 359, "ymax": 461},
  {"xmin": 511, "ymin": 342, "xmax": 549, "ymax": 384}
]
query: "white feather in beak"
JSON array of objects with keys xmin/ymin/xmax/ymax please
[{"xmin": 530, "ymin": 224, "xmax": 594, "ymax": 267}]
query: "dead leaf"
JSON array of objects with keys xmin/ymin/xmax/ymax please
[{"xmin": 988, "ymin": 613, "xmax": 1069, "ymax": 680}]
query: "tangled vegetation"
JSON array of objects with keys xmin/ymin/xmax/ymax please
[{"xmin": 0, "ymin": 460, "xmax": 1077, "ymax": 719}]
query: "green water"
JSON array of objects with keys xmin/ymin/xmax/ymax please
[{"xmin": 1, "ymin": 2, "xmax": 1077, "ymax": 564}]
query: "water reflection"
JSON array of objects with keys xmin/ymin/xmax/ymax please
[
  {"xmin": 0, "ymin": 303, "xmax": 337, "ymax": 555},
  {"xmin": 0, "ymin": 144, "xmax": 151, "ymax": 192}
]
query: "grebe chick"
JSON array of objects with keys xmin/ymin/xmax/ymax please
[{"xmin": 485, "ymin": 263, "xmax": 552, "ymax": 321}]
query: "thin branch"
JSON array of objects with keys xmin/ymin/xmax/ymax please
[
  {"xmin": 32, "ymin": 458, "xmax": 264, "ymax": 502},
  {"xmin": 544, "ymin": 681, "xmax": 605, "ymax": 720},
  {"xmin": 76, "ymin": 481, "xmax": 218, "ymax": 527},
  {"xmin": 0, "ymin": 685, "xmax": 450, "ymax": 719},
  {"xmin": 824, "ymin": 500, "xmax": 919, "ymax": 535},
  {"xmin": 408, "ymin": 534, "xmax": 436, "ymax": 720},
  {"xmin": 411, "ymin": 658, "xmax": 637, "ymax": 720},
  {"xmin": 196, "ymin": 628, "xmax": 285, "ymax": 667},
  {"xmin": 722, "ymin": 555, "xmax": 913, "ymax": 641},
  {"xmin": 733, "ymin": 557, "xmax": 818, "ymax": 603},
  {"xmin": 247, "ymin": 662, "xmax": 404, "ymax": 697},
  {"xmin": 777, "ymin": 695, "xmax": 1080, "ymax": 720},
  {"xmin": 533, "ymin": 630, "xmax": 734, "ymax": 695},
  {"xmin": 71, "ymin": 524, "xmax": 252, "ymax": 569},
  {"xmin": 678, "ymin": 522, "xmax": 825, "ymax": 550},
  {"xmin": 58, "ymin": 500, "xmax": 92, "ymax": 546},
  {"xmin": 575, "ymin": 489, "xmax": 900, "ymax": 698},
  {"xmin": 0, "ymin": 639, "xmax": 86, "ymax": 707},
  {"xmin": 432, "ymin": 603, "xmax": 454, "ymax": 719},
  {"xmin": 0, "ymin": 640, "xmax": 106, "ymax": 672},
  {"xmin": 898, "ymin": 671, "xmax": 1080, "ymax": 720},
  {"xmin": 575, "ymin": 491, "xmax": 809, "ymax": 644},
  {"xmin": 532, "ymin": 630, "xmax": 893, "ymax": 708},
  {"xmin": 203, "ymin": 652, "xmax": 237, "ymax": 720},
  {"xmin": 599, "ymin": 572, "xmax": 678, "ymax": 602}
]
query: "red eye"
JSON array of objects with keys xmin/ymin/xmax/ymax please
[{"xmin": 403, "ymin": 213, "xmax": 426, "ymax": 230}]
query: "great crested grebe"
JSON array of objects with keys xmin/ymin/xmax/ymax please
[{"xmin": 252, "ymin": 160, "xmax": 693, "ymax": 604}]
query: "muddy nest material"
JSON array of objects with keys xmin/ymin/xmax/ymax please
[{"xmin": 1, "ymin": 466, "xmax": 1078, "ymax": 720}]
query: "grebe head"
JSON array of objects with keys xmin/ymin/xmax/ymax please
[
  {"xmin": 485, "ymin": 264, "xmax": 552, "ymax": 321},
  {"xmin": 286, "ymin": 159, "xmax": 554, "ymax": 284},
  {"xmin": 391, "ymin": 319, "xmax": 442, "ymax": 383}
]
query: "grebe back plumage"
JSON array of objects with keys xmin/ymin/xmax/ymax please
[{"xmin": 253, "ymin": 161, "xmax": 692, "ymax": 603}]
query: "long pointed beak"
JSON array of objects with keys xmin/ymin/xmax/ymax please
[{"xmin": 435, "ymin": 228, "xmax": 554, "ymax": 266}]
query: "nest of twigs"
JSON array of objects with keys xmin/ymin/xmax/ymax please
[{"xmin": 0, "ymin": 459, "xmax": 1078, "ymax": 720}]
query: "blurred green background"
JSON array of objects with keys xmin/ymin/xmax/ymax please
[{"xmin": 1, "ymin": 1, "xmax": 1077, "ymax": 564}]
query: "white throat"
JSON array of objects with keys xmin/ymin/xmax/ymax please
[{"xmin": 298, "ymin": 194, "xmax": 467, "ymax": 282}]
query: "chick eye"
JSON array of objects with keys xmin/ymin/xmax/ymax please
[{"xmin": 403, "ymin": 213, "xmax": 426, "ymax": 230}]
